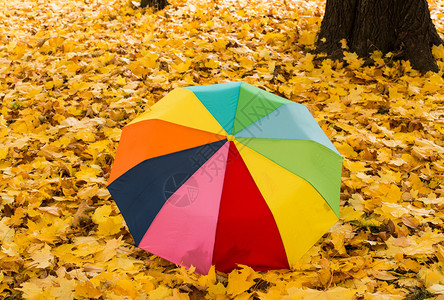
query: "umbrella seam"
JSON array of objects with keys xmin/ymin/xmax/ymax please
[{"xmin": 227, "ymin": 82, "xmax": 243, "ymax": 135}]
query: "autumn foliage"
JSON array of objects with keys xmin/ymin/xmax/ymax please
[{"xmin": 0, "ymin": 0, "xmax": 444, "ymax": 299}]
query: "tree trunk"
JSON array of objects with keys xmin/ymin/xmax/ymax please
[
  {"xmin": 316, "ymin": 0, "xmax": 443, "ymax": 72},
  {"xmin": 140, "ymin": 0, "xmax": 168, "ymax": 10}
]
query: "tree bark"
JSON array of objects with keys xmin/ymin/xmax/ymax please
[
  {"xmin": 140, "ymin": 0, "xmax": 168, "ymax": 10},
  {"xmin": 316, "ymin": 0, "xmax": 443, "ymax": 72}
]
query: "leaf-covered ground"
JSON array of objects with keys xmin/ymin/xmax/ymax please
[{"xmin": 1, "ymin": 0, "xmax": 444, "ymax": 298}]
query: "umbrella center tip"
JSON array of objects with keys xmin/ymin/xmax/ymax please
[{"xmin": 227, "ymin": 135, "xmax": 235, "ymax": 142}]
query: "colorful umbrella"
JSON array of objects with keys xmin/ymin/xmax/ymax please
[{"xmin": 107, "ymin": 82, "xmax": 343, "ymax": 274}]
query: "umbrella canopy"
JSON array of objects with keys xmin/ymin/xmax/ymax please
[{"xmin": 107, "ymin": 81, "xmax": 343, "ymax": 274}]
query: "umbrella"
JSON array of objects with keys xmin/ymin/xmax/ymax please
[{"xmin": 107, "ymin": 81, "xmax": 343, "ymax": 274}]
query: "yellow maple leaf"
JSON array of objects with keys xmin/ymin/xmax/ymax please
[
  {"xmin": 287, "ymin": 286, "xmax": 356, "ymax": 299},
  {"xmin": 343, "ymin": 160, "xmax": 370, "ymax": 172},
  {"xmin": 95, "ymin": 236, "xmax": 123, "ymax": 262},
  {"xmin": 335, "ymin": 142, "xmax": 358, "ymax": 158},
  {"xmin": 432, "ymin": 44, "xmax": 444, "ymax": 59},
  {"xmin": 343, "ymin": 51, "xmax": 363, "ymax": 69},
  {"xmin": 0, "ymin": 146, "xmax": 8, "ymax": 160},
  {"xmin": 75, "ymin": 165, "xmax": 102, "ymax": 181},
  {"xmin": 237, "ymin": 56, "xmax": 255, "ymax": 71},
  {"xmin": 205, "ymin": 59, "xmax": 220, "ymax": 69},
  {"xmin": 49, "ymin": 278, "xmax": 76, "ymax": 299},
  {"xmin": 113, "ymin": 279, "xmax": 138, "ymax": 299},
  {"xmin": 198, "ymin": 265, "xmax": 217, "ymax": 286},
  {"xmin": 340, "ymin": 206, "xmax": 364, "ymax": 222},
  {"xmin": 17, "ymin": 281, "xmax": 44, "ymax": 299},
  {"xmin": 207, "ymin": 282, "xmax": 227, "ymax": 298},
  {"xmin": 75, "ymin": 129, "xmax": 96, "ymax": 142},
  {"xmin": 25, "ymin": 86, "xmax": 43, "ymax": 99},
  {"xmin": 298, "ymin": 31, "xmax": 316, "ymax": 46},
  {"xmin": 29, "ymin": 244, "xmax": 54, "ymax": 269},
  {"xmin": 172, "ymin": 59, "xmax": 192, "ymax": 73},
  {"xmin": 226, "ymin": 266, "xmax": 257, "ymax": 296},
  {"xmin": 92, "ymin": 205, "xmax": 113, "ymax": 224},
  {"xmin": 103, "ymin": 127, "xmax": 122, "ymax": 141},
  {"xmin": 115, "ymin": 75, "xmax": 126, "ymax": 86},
  {"xmin": 97, "ymin": 216, "xmax": 123, "ymax": 236},
  {"xmin": 378, "ymin": 202, "xmax": 409, "ymax": 219},
  {"xmin": 140, "ymin": 51, "xmax": 159, "ymax": 68},
  {"xmin": 149, "ymin": 286, "xmax": 172, "ymax": 300},
  {"xmin": 75, "ymin": 280, "xmax": 102, "ymax": 299}
]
